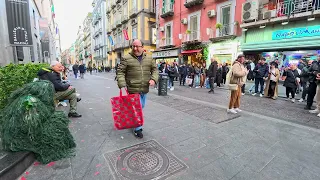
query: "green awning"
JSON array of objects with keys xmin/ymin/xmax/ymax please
[{"xmin": 241, "ymin": 36, "xmax": 320, "ymax": 52}]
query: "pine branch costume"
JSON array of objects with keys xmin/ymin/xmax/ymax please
[{"xmin": 0, "ymin": 80, "xmax": 76, "ymax": 164}]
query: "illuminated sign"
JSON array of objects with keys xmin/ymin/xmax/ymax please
[{"xmin": 272, "ymin": 25, "xmax": 320, "ymax": 40}]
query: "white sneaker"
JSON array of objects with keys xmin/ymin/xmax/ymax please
[
  {"xmin": 234, "ymin": 108, "xmax": 242, "ymax": 112},
  {"xmin": 298, "ymin": 99, "xmax": 304, "ymax": 103},
  {"xmin": 291, "ymin": 99, "xmax": 295, "ymax": 103},
  {"xmin": 227, "ymin": 109, "xmax": 238, "ymax": 114},
  {"xmin": 260, "ymin": 94, "xmax": 263, "ymax": 97},
  {"xmin": 252, "ymin": 93, "xmax": 257, "ymax": 96},
  {"xmin": 242, "ymin": 93, "xmax": 245, "ymax": 96},
  {"xmin": 310, "ymin": 109, "xmax": 319, "ymax": 114},
  {"xmin": 170, "ymin": 87, "xmax": 174, "ymax": 91},
  {"xmin": 317, "ymin": 113, "xmax": 320, "ymax": 117}
]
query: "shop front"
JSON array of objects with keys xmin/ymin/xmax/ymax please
[
  {"xmin": 152, "ymin": 48, "xmax": 181, "ymax": 65},
  {"xmin": 207, "ymin": 39, "xmax": 241, "ymax": 66},
  {"xmin": 241, "ymin": 21, "xmax": 320, "ymax": 67}
]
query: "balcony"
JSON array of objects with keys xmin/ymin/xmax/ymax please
[
  {"xmin": 208, "ymin": 23, "xmax": 237, "ymax": 42},
  {"xmin": 106, "ymin": 6, "xmax": 111, "ymax": 13},
  {"xmin": 114, "ymin": 43, "xmax": 122, "ymax": 50},
  {"xmin": 116, "ymin": 19, "xmax": 122, "ymax": 27},
  {"xmin": 121, "ymin": 13, "xmax": 129, "ymax": 23},
  {"xmin": 99, "ymin": 44, "xmax": 104, "ymax": 48},
  {"xmin": 107, "ymin": 26, "xmax": 112, "ymax": 34},
  {"xmin": 94, "ymin": 55, "xmax": 102, "ymax": 60},
  {"xmin": 112, "ymin": 23, "xmax": 117, "ymax": 30},
  {"xmin": 94, "ymin": 45, "xmax": 99, "ymax": 51},
  {"xmin": 116, "ymin": 0, "xmax": 121, "ymax": 3},
  {"xmin": 161, "ymin": 3, "xmax": 174, "ymax": 18},
  {"xmin": 129, "ymin": 7, "xmax": 138, "ymax": 17},
  {"xmin": 159, "ymin": 38, "xmax": 174, "ymax": 48},
  {"xmin": 107, "ymin": 47, "xmax": 112, "ymax": 54},
  {"xmin": 241, "ymin": 0, "xmax": 320, "ymax": 28},
  {"xmin": 111, "ymin": 0, "xmax": 116, "ymax": 8},
  {"xmin": 182, "ymin": 31, "xmax": 201, "ymax": 44},
  {"xmin": 184, "ymin": 0, "xmax": 204, "ymax": 8}
]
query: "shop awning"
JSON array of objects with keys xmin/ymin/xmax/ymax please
[{"xmin": 181, "ymin": 49, "xmax": 201, "ymax": 55}]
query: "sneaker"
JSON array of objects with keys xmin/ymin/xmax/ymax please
[
  {"xmin": 170, "ymin": 87, "xmax": 174, "ymax": 91},
  {"xmin": 317, "ymin": 113, "xmax": 320, "ymax": 118},
  {"xmin": 242, "ymin": 93, "xmax": 245, "ymax": 96},
  {"xmin": 298, "ymin": 99, "xmax": 304, "ymax": 103},
  {"xmin": 208, "ymin": 90, "xmax": 214, "ymax": 94},
  {"xmin": 68, "ymin": 112, "xmax": 82, "ymax": 118},
  {"xmin": 227, "ymin": 109, "xmax": 238, "ymax": 114},
  {"xmin": 304, "ymin": 106, "xmax": 312, "ymax": 110},
  {"xmin": 291, "ymin": 99, "xmax": 295, "ymax": 103},
  {"xmin": 133, "ymin": 129, "xmax": 143, "ymax": 138},
  {"xmin": 260, "ymin": 94, "xmax": 263, "ymax": 97},
  {"xmin": 234, "ymin": 108, "xmax": 242, "ymax": 112},
  {"xmin": 310, "ymin": 109, "xmax": 319, "ymax": 114},
  {"xmin": 252, "ymin": 93, "xmax": 257, "ymax": 96}
]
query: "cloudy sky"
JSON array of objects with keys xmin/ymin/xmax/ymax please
[{"xmin": 54, "ymin": 0, "xmax": 93, "ymax": 50}]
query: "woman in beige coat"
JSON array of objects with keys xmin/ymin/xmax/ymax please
[
  {"xmin": 227, "ymin": 55, "xmax": 248, "ymax": 114},
  {"xmin": 264, "ymin": 62, "xmax": 280, "ymax": 99}
]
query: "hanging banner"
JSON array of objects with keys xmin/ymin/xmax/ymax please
[
  {"xmin": 5, "ymin": 0, "xmax": 33, "ymax": 46},
  {"xmin": 108, "ymin": 35, "xmax": 114, "ymax": 45},
  {"xmin": 123, "ymin": 29, "xmax": 129, "ymax": 40}
]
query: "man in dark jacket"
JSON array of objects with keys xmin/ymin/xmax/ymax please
[
  {"xmin": 72, "ymin": 62, "xmax": 79, "ymax": 79},
  {"xmin": 79, "ymin": 63, "xmax": 85, "ymax": 79},
  {"xmin": 179, "ymin": 64, "xmax": 187, "ymax": 86},
  {"xmin": 253, "ymin": 58, "xmax": 269, "ymax": 97},
  {"xmin": 38, "ymin": 61, "xmax": 82, "ymax": 118},
  {"xmin": 117, "ymin": 39, "xmax": 158, "ymax": 138},
  {"xmin": 207, "ymin": 58, "xmax": 218, "ymax": 94},
  {"xmin": 306, "ymin": 60, "xmax": 320, "ymax": 110}
]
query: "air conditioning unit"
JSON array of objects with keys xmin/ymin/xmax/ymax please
[
  {"xmin": 159, "ymin": 27, "xmax": 164, "ymax": 32},
  {"xmin": 263, "ymin": 10, "xmax": 277, "ymax": 19},
  {"xmin": 207, "ymin": 10, "xmax": 216, "ymax": 18},
  {"xmin": 242, "ymin": 0, "xmax": 259, "ymax": 22},
  {"xmin": 181, "ymin": 18, "xmax": 187, "ymax": 24}
]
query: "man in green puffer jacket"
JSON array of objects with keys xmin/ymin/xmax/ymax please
[{"xmin": 117, "ymin": 39, "xmax": 158, "ymax": 138}]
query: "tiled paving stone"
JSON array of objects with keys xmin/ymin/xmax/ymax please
[{"xmin": 104, "ymin": 140, "xmax": 187, "ymax": 180}]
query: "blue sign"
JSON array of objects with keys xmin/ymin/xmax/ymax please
[{"xmin": 272, "ymin": 25, "xmax": 320, "ymax": 40}]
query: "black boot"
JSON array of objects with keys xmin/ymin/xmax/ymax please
[
  {"xmin": 208, "ymin": 90, "xmax": 214, "ymax": 94},
  {"xmin": 68, "ymin": 112, "xmax": 82, "ymax": 118},
  {"xmin": 77, "ymin": 98, "xmax": 81, "ymax": 102}
]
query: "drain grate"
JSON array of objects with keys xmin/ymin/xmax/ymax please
[{"xmin": 104, "ymin": 140, "xmax": 187, "ymax": 180}]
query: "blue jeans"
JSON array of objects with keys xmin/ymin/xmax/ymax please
[
  {"xmin": 135, "ymin": 94, "xmax": 146, "ymax": 131},
  {"xmin": 74, "ymin": 73, "xmax": 78, "ymax": 79}
]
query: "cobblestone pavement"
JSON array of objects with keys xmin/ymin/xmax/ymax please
[{"xmin": 22, "ymin": 72, "xmax": 320, "ymax": 180}]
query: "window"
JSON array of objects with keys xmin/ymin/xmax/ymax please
[
  {"xmin": 221, "ymin": 5, "xmax": 231, "ymax": 35},
  {"xmin": 132, "ymin": 27, "xmax": 137, "ymax": 39},
  {"xmin": 123, "ymin": 3, "xmax": 127, "ymax": 17},
  {"xmin": 188, "ymin": 11, "xmax": 200, "ymax": 40},
  {"xmin": 217, "ymin": 1, "xmax": 235, "ymax": 37},
  {"xmin": 165, "ymin": 21, "xmax": 173, "ymax": 45}
]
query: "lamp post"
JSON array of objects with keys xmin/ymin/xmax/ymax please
[{"xmin": 55, "ymin": 23, "xmax": 62, "ymax": 61}]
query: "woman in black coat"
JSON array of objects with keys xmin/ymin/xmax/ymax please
[
  {"xmin": 215, "ymin": 64, "xmax": 223, "ymax": 87},
  {"xmin": 283, "ymin": 64, "xmax": 300, "ymax": 102}
]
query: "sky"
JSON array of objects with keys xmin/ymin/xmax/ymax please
[{"xmin": 54, "ymin": 0, "xmax": 93, "ymax": 50}]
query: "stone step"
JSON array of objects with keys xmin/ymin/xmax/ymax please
[{"xmin": 0, "ymin": 150, "xmax": 34, "ymax": 180}]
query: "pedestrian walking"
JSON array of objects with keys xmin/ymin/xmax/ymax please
[
  {"xmin": 305, "ymin": 58, "xmax": 319, "ymax": 110},
  {"xmin": 299, "ymin": 60, "xmax": 313, "ymax": 103},
  {"xmin": 116, "ymin": 39, "xmax": 158, "ymax": 138},
  {"xmin": 79, "ymin": 63, "xmax": 85, "ymax": 79},
  {"xmin": 227, "ymin": 55, "xmax": 248, "ymax": 114},
  {"xmin": 207, "ymin": 58, "xmax": 218, "ymax": 94},
  {"xmin": 73, "ymin": 63, "xmax": 80, "ymax": 79}
]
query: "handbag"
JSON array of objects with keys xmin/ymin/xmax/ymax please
[
  {"xmin": 110, "ymin": 89, "xmax": 144, "ymax": 130},
  {"xmin": 228, "ymin": 84, "xmax": 238, "ymax": 91}
]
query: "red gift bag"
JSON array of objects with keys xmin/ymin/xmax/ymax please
[{"xmin": 110, "ymin": 89, "xmax": 144, "ymax": 130}]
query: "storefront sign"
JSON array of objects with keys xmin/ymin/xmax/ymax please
[
  {"xmin": 152, "ymin": 49, "xmax": 179, "ymax": 58},
  {"xmin": 272, "ymin": 25, "xmax": 320, "ymax": 40},
  {"xmin": 5, "ymin": 0, "xmax": 33, "ymax": 46}
]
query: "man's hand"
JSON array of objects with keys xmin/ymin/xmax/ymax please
[
  {"xmin": 149, "ymin": 79, "xmax": 155, "ymax": 86},
  {"xmin": 68, "ymin": 86, "xmax": 73, "ymax": 90},
  {"xmin": 316, "ymin": 73, "xmax": 320, "ymax": 80}
]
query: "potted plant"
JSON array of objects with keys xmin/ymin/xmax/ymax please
[
  {"xmin": 215, "ymin": 23, "xmax": 223, "ymax": 29},
  {"xmin": 186, "ymin": 29, "xmax": 191, "ymax": 34},
  {"xmin": 234, "ymin": 21, "xmax": 239, "ymax": 26},
  {"xmin": 161, "ymin": 37, "xmax": 166, "ymax": 40}
]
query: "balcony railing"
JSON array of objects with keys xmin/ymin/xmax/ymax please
[
  {"xmin": 116, "ymin": 19, "xmax": 122, "ymax": 27},
  {"xmin": 182, "ymin": 31, "xmax": 201, "ymax": 44},
  {"xmin": 241, "ymin": 0, "xmax": 320, "ymax": 28},
  {"xmin": 184, "ymin": 0, "xmax": 204, "ymax": 8},
  {"xmin": 159, "ymin": 38, "xmax": 174, "ymax": 47},
  {"xmin": 208, "ymin": 23, "xmax": 237, "ymax": 42},
  {"xmin": 116, "ymin": 0, "xmax": 121, "ymax": 4},
  {"xmin": 112, "ymin": 23, "xmax": 117, "ymax": 30},
  {"xmin": 121, "ymin": 13, "xmax": 128, "ymax": 23},
  {"xmin": 161, "ymin": 3, "xmax": 174, "ymax": 18},
  {"xmin": 111, "ymin": 0, "xmax": 116, "ymax": 8},
  {"xmin": 107, "ymin": 26, "xmax": 112, "ymax": 33},
  {"xmin": 129, "ymin": 7, "xmax": 138, "ymax": 17},
  {"xmin": 106, "ymin": 5, "xmax": 111, "ymax": 13}
]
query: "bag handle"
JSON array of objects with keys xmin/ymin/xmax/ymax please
[{"xmin": 119, "ymin": 88, "xmax": 129, "ymax": 97}]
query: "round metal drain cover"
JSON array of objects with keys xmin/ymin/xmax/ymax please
[{"xmin": 117, "ymin": 147, "xmax": 169, "ymax": 179}]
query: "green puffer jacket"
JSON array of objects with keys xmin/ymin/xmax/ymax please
[{"xmin": 117, "ymin": 52, "xmax": 158, "ymax": 94}]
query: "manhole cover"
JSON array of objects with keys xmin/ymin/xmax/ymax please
[{"xmin": 104, "ymin": 140, "xmax": 188, "ymax": 180}]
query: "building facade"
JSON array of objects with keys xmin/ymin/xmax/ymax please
[
  {"xmin": 106, "ymin": 0, "xmax": 157, "ymax": 68},
  {"xmin": 240, "ymin": 0, "xmax": 320, "ymax": 66},
  {"xmin": 92, "ymin": 0, "xmax": 107, "ymax": 66},
  {"xmin": 156, "ymin": 0, "xmax": 244, "ymax": 66},
  {"xmin": 83, "ymin": 13, "xmax": 94, "ymax": 66}
]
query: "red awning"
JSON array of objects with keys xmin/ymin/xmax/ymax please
[{"xmin": 181, "ymin": 49, "xmax": 202, "ymax": 55}]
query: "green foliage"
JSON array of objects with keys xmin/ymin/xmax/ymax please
[
  {"xmin": 216, "ymin": 23, "xmax": 223, "ymax": 29},
  {"xmin": 182, "ymin": 43, "xmax": 209, "ymax": 61},
  {"xmin": 0, "ymin": 63, "xmax": 48, "ymax": 110},
  {"xmin": 203, "ymin": 46, "xmax": 209, "ymax": 62}
]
